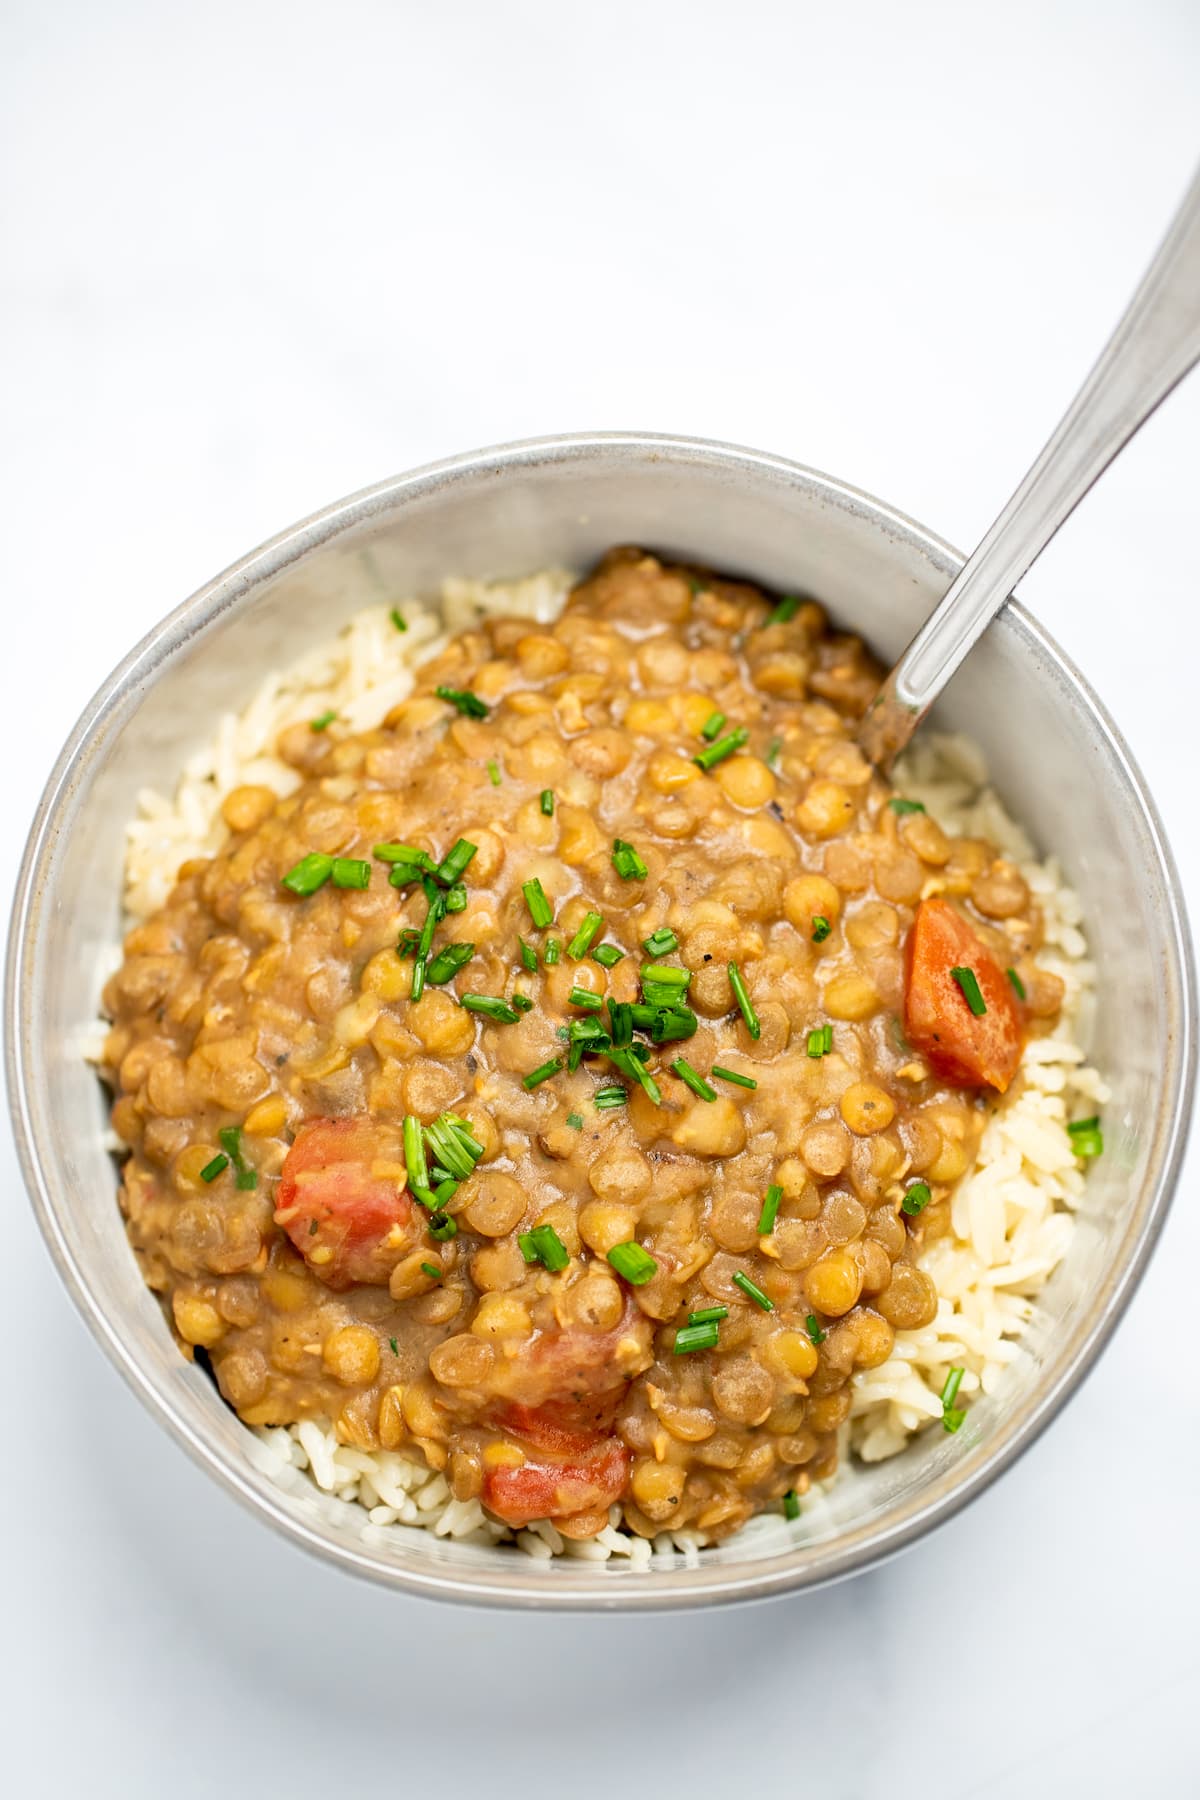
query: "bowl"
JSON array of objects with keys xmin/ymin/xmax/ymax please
[{"xmin": 7, "ymin": 433, "xmax": 1194, "ymax": 1609}]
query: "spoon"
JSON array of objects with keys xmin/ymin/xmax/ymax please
[{"xmin": 858, "ymin": 162, "xmax": 1200, "ymax": 769}]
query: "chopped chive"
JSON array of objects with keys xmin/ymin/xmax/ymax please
[
  {"xmin": 628, "ymin": 1002, "xmax": 697, "ymax": 1042},
  {"xmin": 331, "ymin": 857, "xmax": 371, "ymax": 889},
  {"xmin": 425, "ymin": 941, "xmax": 475, "ymax": 984},
  {"xmin": 757, "ymin": 1184, "xmax": 783, "ymax": 1235},
  {"xmin": 510, "ymin": 992, "xmax": 532, "ymax": 1013},
  {"xmin": 486, "ymin": 758, "xmax": 502, "ymax": 786},
  {"xmin": 674, "ymin": 1320, "xmax": 720, "ymax": 1355},
  {"xmin": 567, "ymin": 911, "xmax": 604, "ymax": 959},
  {"xmin": 389, "ymin": 1336, "xmax": 400, "ymax": 1354},
  {"xmin": 519, "ymin": 1223, "xmax": 569, "ymax": 1271},
  {"xmin": 568, "ymin": 985, "xmax": 605, "ymax": 1013},
  {"xmin": 672, "ymin": 1057, "xmax": 716, "ymax": 1101},
  {"xmin": 688, "ymin": 1305, "xmax": 728, "ymax": 1326},
  {"xmin": 518, "ymin": 937, "xmax": 538, "ymax": 972},
  {"xmin": 607, "ymin": 1000, "xmax": 633, "ymax": 1047},
  {"xmin": 694, "ymin": 726, "xmax": 749, "ymax": 771},
  {"xmin": 418, "ymin": 893, "xmax": 444, "ymax": 961},
  {"xmin": 566, "ymin": 1112, "xmax": 584, "ymax": 1130},
  {"xmin": 427, "ymin": 1211, "xmax": 458, "ymax": 1242},
  {"xmin": 766, "ymin": 594, "xmax": 801, "ymax": 625},
  {"xmin": 540, "ymin": 789, "xmax": 555, "ymax": 816},
  {"xmin": 1067, "ymin": 1115, "xmax": 1100, "ymax": 1133},
  {"xmin": 444, "ymin": 882, "xmax": 468, "ymax": 913},
  {"xmin": 435, "ymin": 684, "xmax": 488, "ymax": 719},
  {"xmin": 700, "ymin": 710, "xmax": 727, "ymax": 741},
  {"xmin": 950, "ymin": 966, "xmax": 987, "ymax": 1016},
  {"xmin": 410, "ymin": 957, "xmax": 427, "ymax": 1002},
  {"xmin": 423, "ymin": 1115, "xmax": 481, "ymax": 1181},
  {"xmin": 523, "ymin": 878, "xmax": 553, "ymax": 929},
  {"xmin": 889, "ymin": 797, "xmax": 926, "ymax": 816},
  {"xmin": 710, "ymin": 1065, "xmax": 758, "ymax": 1090},
  {"xmin": 593, "ymin": 1084, "xmax": 628, "ymax": 1110},
  {"xmin": 523, "ymin": 1056, "xmax": 563, "ymax": 1091},
  {"xmin": 390, "ymin": 608, "xmax": 408, "ymax": 632},
  {"xmin": 805, "ymin": 1313, "xmax": 825, "ymax": 1346},
  {"xmin": 435, "ymin": 838, "xmax": 478, "ymax": 886},
  {"xmin": 901, "ymin": 1181, "xmax": 932, "ymax": 1217},
  {"xmin": 544, "ymin": 936, "xmax": 560, "ymax": 964},
  {"xmin": 592, "ymin": 943, "xmax": 625, "ymax": 968},
  {"xmin": 765, "ymin": 735, "xmax": 783, "ymax": 769},
  {"xmin": 642, "ymin": 927, "xmax": 679, "ymax": 958},
  {"xmin": 1006, "ymin": 966, "xmax": 1027, "ymax": 1001},
  {"xmin": 460, "ymin": 993, "xmax": 520, "ymax": 1024},
  {"xmin": 396, "ymin": 927, "xmax": 420, "ymax": 958},
  {"xmin": 419, "ymin": 1264, "xmax": 440, "ymax": 1282},
  {"xmin": 217, "ymin": 1126, "xmax": 257, "ymax": 1190},
  {"xmin": 811, "ymin": 915, "xmax": 831, "ymax": 943},
  {"xmin": 608, "ymin": 1046, "xmax": 661, "ymax": 1106},
  {"xmin": 806, "ymin": 1023, "xmax": 833, "ymax": 1058},
  {"xmin": 403, "ymin": 1115, "xmax": 430, "ymax": 1193},
  {"xmin": 728, "ymin": 962, "xmax": 760, "ymax": 1039},
  {"xmin": 1067, "ymin": 1116, "xmax": 1104, "ymax": 1158},
  {"xmin": 612, "ymin": 838, "xmax": 648, "ymax": 881},
  {"xmin": 639, "ymin": 963, "xmax": 690, "ymax": 991},
  {"xmin": 941, "ymin": 1366, "xmax": 966, "ymax": 1432},
  {"xmin": 200, "ymin": 1153, "xmax": 229, "ymax": 1183},
  {"xmin": 733, "ymin": 1270, "xmax": 774, "ymax": 1311},
  {"xmin": 782, "ymin": 1490, "xmax": 801, "ymax": 1521},
  {"xmin": 309, "ymin": 708, "xmax": 337, "ymax": 732},
  {"xmin": 281, "ymin": 852, "xmax": 334, "ymax": 896},
  {"xmin": 373, "ymin": 843, "xmax": 437, "ymax": 871},
  {"xmin": 606, "ymin": 1241, "xmax": 659, "ymax": 1285}
]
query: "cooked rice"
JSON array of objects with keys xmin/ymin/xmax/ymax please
[{"xmin": 115, "ymin": 571, "xmax": 1103, "ymax": 1560}]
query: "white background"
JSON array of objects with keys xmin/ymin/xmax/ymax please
[{"xmin": 3, "ymin": 3, "xmax": 1198, "ymax": 1794}]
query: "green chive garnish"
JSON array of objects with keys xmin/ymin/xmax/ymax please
[
  {"xmin": 710, "ymin": 1065, "xmax": 757, "ymax": 1090},
  {"xmin": 425, "ymin": 941, "xmax": 475, "ymax": 985},
  {"xmin": 593, "ymin": 1084, "xmax": 628, "ymax": 1110},
  {"xmin": 606, "ymin": 1241, "xmax": 658, "ymax": 1285},
  {"xmin": 217, "ymin": 1127, "xmax": 257, "ymax": 1190},
  {"xmin": 460, "ymin": 994, "xmax": 520, "ymax": 1023},
  {"xmin": 428, "ymin": 1211, "xmax": 458, "ymax": 1242},
  {"xmin": 435, "ymin": 684, "xmax": 488, "ymax": 719},
  {"xmin": 728, "ymin": 962, "xmax": 760, "ymax": 1038},
  {"xmin": 389, "ymin": 1336, "xmax": 400, "ymax": 1353},
  {"xmin": 1067, "ymin": 1116, "xmax": 1104, "ymax": 1158},
  {"xmin": 639, "ymin": 963, "xmax": 690, "ymax": 992},
  {"xmin": 674, "ymin": 1321, "xmax": 720, "ymax": 1354},
  {"xmin": 511, "ymin": 992, "xmax": 533, "ymax": 1012},
  {"xmin": 611, "ymin": 839, "xmax": 648, "ymax": 880},
  {"xmin": 200, "ymin": 1153, "xmax": 229, "ymax": 1183},
  {"xmin": 410, "ymin": 957, "xmax": 427, "ymax": 1002},
  {"xmin": 592, "ymin": 943, "xmax": 625, "ymax": 968},
  {"xmin": 950, "ymin": 966, "xmax": 987, "ymax": 1016},
  {"xmin": 523, "ymin": 1057, "xmax": 563, "ymax": 1090},
  {"xmin": 518, "ymin": 1223, "xmax": 569, "ymax": 1271},
  {"xmin": 390, "ymin": 608, "xmax": 408, "ymax": 632},
  {"xmin": 733, "ymin": 1270, "xmax": 773, "ymax": 1311},
  {"xmin": 782, "ymin": 1490, "xmax": 801, "ymax": 1521},
  {"xmin": 544, "ymin": 936, "xmax": 560, "ymax": 964},
  {"xmin": 765, "ymin": 735, "xmax": 782, "ymax": 768},
  {"xmin": 1006, "ymin": 966, "xmax": 1027, "ymax": 1001},
  {"xmin": 419, "ymin": 1264, "xmax": 440, "ymax": 1282},
  {"xmin": 672, "ymin": 1058, "xmax": 716, "ymax": 1101},
  {"xmin": 941, "ymin": 1366, "xmax": 966, "ymax": 1432},
  {"xmin": 373, "ymin": 843, "xmax": 437, "ymax": 872},
  {"xmin": 403, "ymin": 1115, "xmax": 430, "ymax": 1194},
  {"xmin": 281, "ymin": 852, "xmax": 334, "ymax": 896},
  {"xmin": 519, "ymin": 938, "xmax": 538, "ymax": 972},
  {"xmin": 540, "ymin": 789, "xmax": 555, "ymax": 816},
  {"xmin": 642, "ymin": 927, "xmax": 678, "ymax": 957},
  {"xmin": 487, "ymin": 758, "xmax": 502, "ymax": 786},
  {"xmin": 566, "ymin": 1112, "xmax": 584, "ymax": 1130},
  {"xmin": 901, "ymin": 1181, "xmax": 932, "ymax": 1216},
  {"xmin": 700, "ymin": 711, "xmax": 726, "ymax": 741},
  {"xmin": 608, "ymin": 1046, "xmax": 661, "ymax": 1106},
  {"xmin": 568, "ymin": 985, "xmax": 605, "ymax": 1012},
  {"xmin": 567, "ymin": 911, "xmax": 604, "ymax": 958},
  {"xmin": 766, "ymin": 594, "xmax": 801, "ymax": 625},
  {"xmin": 331, "ymin": 857, "xmax": 371, "ymax": 889},
  {"xmin": 310, "ymin": 708, "xmax": 337, "ymax": 732},
  {"xmin": 444, "ymin": 882, "xmax": 468, "ymax": 913},
  {"xmin": 688, "ymin": 1305, "xmax": 728, "ymax": 1325},
  {"xmin": 806, "ymin": 1023, "xmax": 833, "ymax": 1058},
  {"xmin": 811, "ymin": 915, "xmax": 831, "ymax": 943},
  {"xmin": 523, "ymin": 878, "xmax": 554, "ymax": 929},
  {"xmin": 435, "ymin": 838, "xmax": 478, "ymax": 885},
  {"xmin": 694, "ymin": 726, "xmax": 749, "ymax": 771},
  {"xmin": 757, "ymin": 1184, "xmax": 783, "ymax": 1235},
  {"xmin": 805, "ymin": 1314, "xmax": 825, "ymax": 1346},
  {"xmin": 889, "ymin": 797, "xmax": 926, "ymax": 816}
]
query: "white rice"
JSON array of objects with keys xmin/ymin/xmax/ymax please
[{"xmin": 116, "ymin": 571, "xmax": 1103, "ymax": 1559}]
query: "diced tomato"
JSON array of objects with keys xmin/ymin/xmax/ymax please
[
  {"xmin": 482, "ymin": 1424, "xmax": 630, "ymax": 1529},
  {"xmin": 478, "ymin": 1301, "xmax": 655, "ymax": 1432},
  {"xmin": 274, "ymin": 1117, "xmax": 414, "ymax": 1288},
  {"xmin": 904, "ymin": 896, "xmax": 1024, "ymax": 1092}
]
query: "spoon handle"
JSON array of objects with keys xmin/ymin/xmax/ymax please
[{"xmin": 859, "ymin": 162, "xmax": 1200, "ymax": 768}]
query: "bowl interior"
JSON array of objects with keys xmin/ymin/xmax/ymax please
[{"xmin": 9, "ymin": 436, "xmax": 1192, "ymax": 1606}]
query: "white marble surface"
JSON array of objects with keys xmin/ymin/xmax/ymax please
[{"xmin": 3, "ymin": 3, "xmax": 1198, "ymax": 1794}]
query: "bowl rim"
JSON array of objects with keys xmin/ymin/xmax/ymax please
[{"xmin": 7, "ymin": 430, "xmax": 1196, "ymax": 1610}]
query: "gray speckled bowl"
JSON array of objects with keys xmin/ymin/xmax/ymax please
[{"xmin": 7, "ymin": 433, "xmax": 1194, "ymax": 1608}]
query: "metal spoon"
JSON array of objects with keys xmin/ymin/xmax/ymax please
[{"xmin": 858, "ymin": 162, "xmax": 1200, "ymax": 769}]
